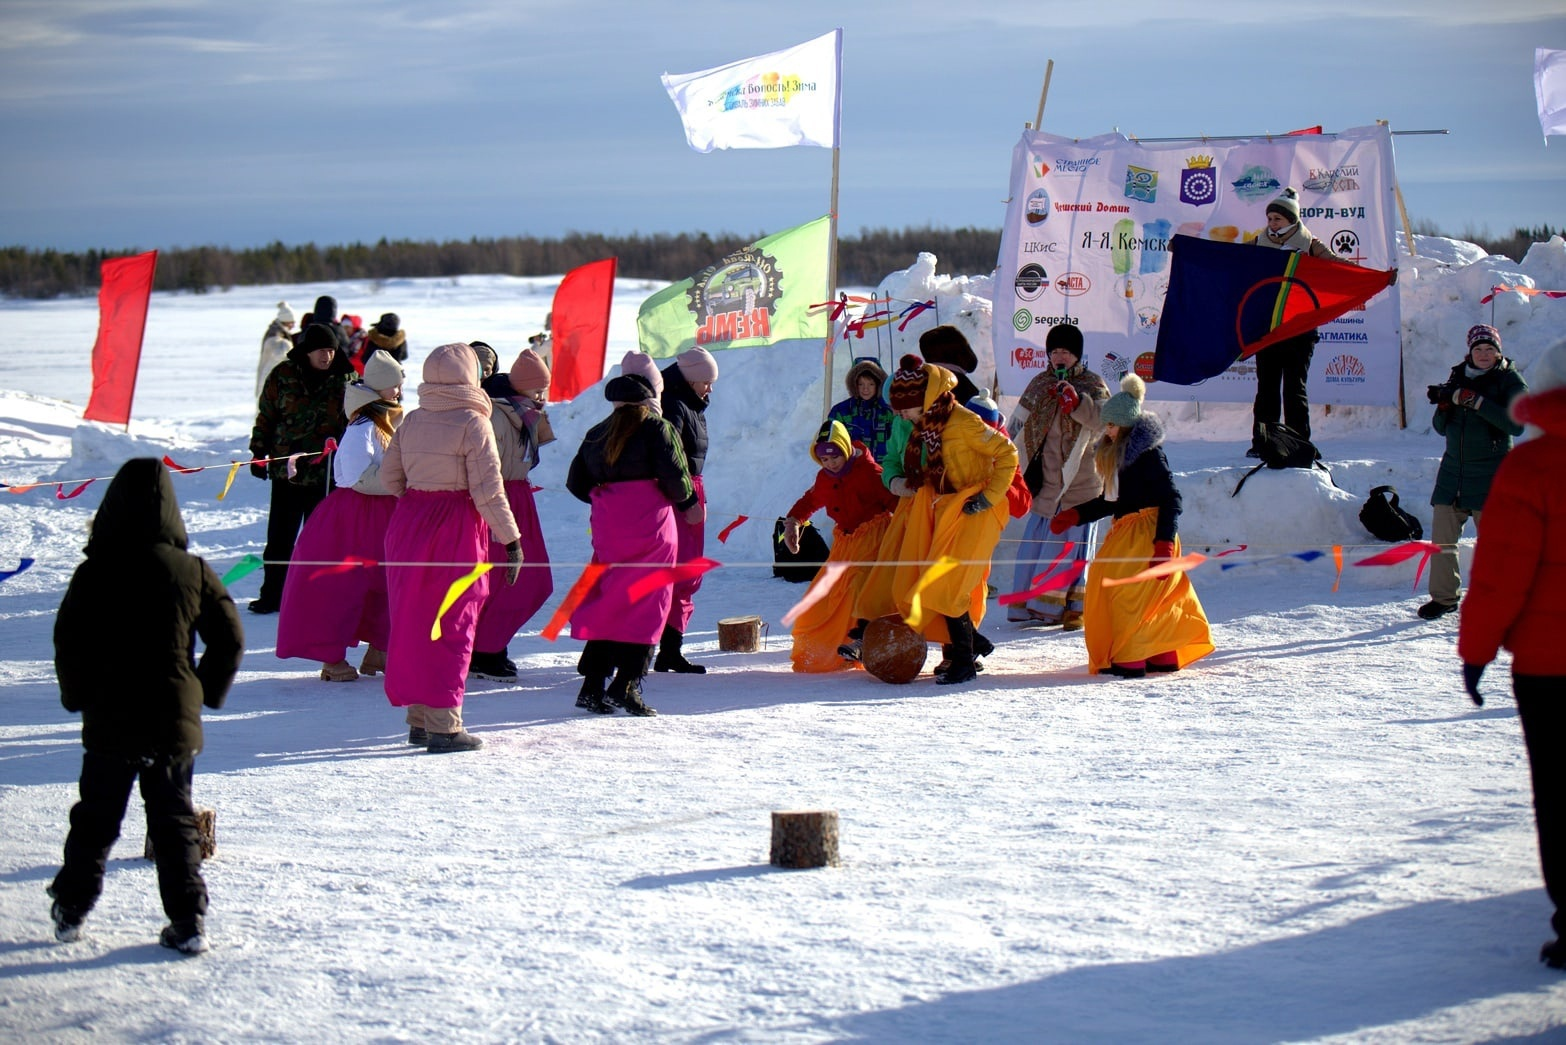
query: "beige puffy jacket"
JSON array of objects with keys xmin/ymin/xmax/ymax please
[{"xmin": 382, "ymin": 343, "xmax": 520, "ymax": 546}]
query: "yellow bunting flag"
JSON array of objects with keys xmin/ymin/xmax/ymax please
[
  {"xmin": 905, "ymin": 555, "xmax": 962, "ymax": 629},
  {"xmin": 217, "ymin": 462, "xmax": 241, "ymax": 500},
  {"xmin": 431, "ymin": 563, "xmax": 493, "ymax": 641}
]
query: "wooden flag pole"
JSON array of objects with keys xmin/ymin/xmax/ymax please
[
  {"xmin": 1029, "ymin": 59, "xmax": 1055, "ymax": 130},
  {"xmin": 822, "ymin": 145, "xmax": 842, "ymax": 420}
]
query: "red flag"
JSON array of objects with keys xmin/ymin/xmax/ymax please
[
  {"xmin": 83, "ymin": 251, "xmax": 158, "ymax": 426},
  {"xmin": 548, "ymin": 258, "xmax": 617, "ymax": 403},
  {"xmin": 1286, "ymin": 125, "xmax": 1323, "ymax": 136}
]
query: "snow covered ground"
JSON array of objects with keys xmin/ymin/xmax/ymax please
[{"xmin": 1, "ymin": 237, "xmax": 1565, "ymax": 1041}]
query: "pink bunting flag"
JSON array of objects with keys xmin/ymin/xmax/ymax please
[
  {"xmin": 781, "ymin": 562, "xmax": 850, "ymax": 628},
  {"xmin": 716, "ymin": 515, "xmax": 748, "ymax": 544},
  {"xmin": 997, "ymin": 541, "xmax": 1076, "ymax": 606},
  {"xmin": 55, "ymin": 479, "xmax": 96, "ymax": 500},
  {"xmin": 541, "ymin": 563, "xmax": 610, "ymax": 641},
  {"xmin": 1352, "ymin": 540, "xmax": 1441, "ymax": 591},
  {"xmin": 625, "ymin": 557, "xmax": 720, "ymax": 604},
  {"xmin": 162, "ymin": 454, "xmax": 201, "ymax": 474},
  {"xmin": 1099, "ymin": 552, "xmax": 1208, "ymax": 588}
]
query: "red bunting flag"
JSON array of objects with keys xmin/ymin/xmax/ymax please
[
  {"xmin": 716, "ymin": 515, "xmax": 748, "ymax": 544},
  {"xmin": 541, "ymin": 564, "xmax": 610, "ymax": 641},
  {"xmin": 625, "ymin": 557, "xmax": 720, "ymax": 604},
  {"xmin": 548, "ymin": 258, "xmax": 617, "ymax": 403},
  {"xmin": 84, "ymin": 251, "xmax": 158, "ymax": 426}
]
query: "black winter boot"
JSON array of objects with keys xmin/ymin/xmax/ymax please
[
  {"xmin": 576, "ymin": 676, "xmax": 612, "ymax": 714},
  {"xmin": 653, "ymin": 626, "xmax": 705, "ymax": 674},
  {"xmin": 608, "ymin": 642, "xmax": 658, "ymax": 715},
  {"xmin": 936, "ymin": 614, "xmax": 978, "ymax": 685}
]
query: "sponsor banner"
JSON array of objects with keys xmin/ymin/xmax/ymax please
[{"xmin": 994, "ymin": 124, "xmax": 1402, "ymax": 406}]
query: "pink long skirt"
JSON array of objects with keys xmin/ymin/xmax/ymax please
[
  {"xmin": 473, "ymin": 481, "xmax": 553, "ymax": 652},
  {"xmin": 570, "ymin": 480, "xmax": 677, "ymax": 646},
  {"xmin": 666, "ymin": 473, "xmax": 706, "ymax": 633},
  {"xmin": 383, "ymin": 489, "xmax": 489, "ymax": 710},
  {"xmin": 276, "ymin": 487, "xmax": 395, "ymax": 663}
]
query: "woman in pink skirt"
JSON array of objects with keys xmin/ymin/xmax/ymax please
[
  {"xmin": 565, "ymin": 373, "xmax": 698, "ymax": 716},
  {"xmin": 276, "ymin": 349, "xmax": 405, "ymax": 681},
  {"xmin": 382, "ymin": 343, "xmax": 521, "ymax": 753}
]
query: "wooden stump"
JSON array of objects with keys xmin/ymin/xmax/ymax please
[
  {"xmin": 717, "ymin": 615, "xmax": 763, "ymax": 652},
  {"xmin": 770, "ymin": 810, "xmax": 840, "ymax": 869},
  {"xmin": 144, "ymin": 807, "xmax": 216, "ymax": 862}
]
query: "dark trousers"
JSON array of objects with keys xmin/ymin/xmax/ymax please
[
  {"xmin": 1516, "ymin": 674, "xmax": 1566, "ymax": 938},
  {"xmin": 51, "ymin": 751, "xmax": 207, "ymax": 923},
  {"xmin": 258, "ymin": 477, "xmax": 329, "ymax": 604},
  {"xmin": 579, "ymin": 639, "xmax": 652, "ymax": 684},
  {"xmin": 1252, "ymin": 333, "xmax": 1315, "ymax": 440}
]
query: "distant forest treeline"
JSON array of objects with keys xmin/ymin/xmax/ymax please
[
  {"xmin": 1, "ymin": 223, "xmax": 1555, "ymax": 300},
  {"xmin": 0, "ymin": 227, "xmax": 1003, "ymax": 300}
]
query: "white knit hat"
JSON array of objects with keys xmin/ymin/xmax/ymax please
[
  {"xmin": 276, "ymin": 301, "xmax": 296, "ymax": 326},
  {"xmin": 361, "ymin": 349, "xmax": 404, "ymax": 394},
  {"xmin": 1525, "ymin": 339, "xmax": 1566, "ymax": 394}
]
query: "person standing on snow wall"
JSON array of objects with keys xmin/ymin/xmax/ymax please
[{"xmin": 656, "ymin": 347, "xmax": 719, "ymax": 674}]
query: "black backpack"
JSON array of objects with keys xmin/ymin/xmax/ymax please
[
  {"xmin": 1359, "ymin": 485, "xmax": 1424, "ymax": 542},
  {"xmin": 1233, "ymin": 424, "xmax": 1331, "ymax": 497},
  {"xmin": 772, "ymin": 517, "xmax": 831, "ymax": 583}
]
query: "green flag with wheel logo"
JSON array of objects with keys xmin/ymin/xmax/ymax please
[{"xmin": 636, "ymin": 215, "xmax": 830, "ymax": 358}]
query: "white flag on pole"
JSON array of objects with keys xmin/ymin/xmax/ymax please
[
  {"xmin": 661, "ymin": 29, "xmax": 841, "ymax": 153},
  {"xmin": 1536, "ymin": 47, "xmax": 1566, "ymax": 139}
]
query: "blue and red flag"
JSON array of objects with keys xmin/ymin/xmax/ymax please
[{"xmin": 1151, "ymin": 235, "xmax": 1395, "ymax": 386}]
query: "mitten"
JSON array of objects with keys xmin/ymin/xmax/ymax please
[
  {"xmin": 1463, "ymin": 662, "xmax": 1485, "ymax": 707},
  {"xmin": 1150, "ymin": 540, "xmax": 1176, "ymax": 567},
  {"xmin": 1049, "ymin": 508, "xmax": 1080, "ymax": 535},
  {"xmin": 682, "ymin": 502, "xmax": 706, "ymax": 526},
  {"xmin": 962, "ymin": 492, "xmax": 992, "ymax": 515},
  {"xmin": 1053, "ymin": 381, "xmax": 1081, "ymax": 414},
  {"xmin": 783, "ymin": 517, "xmax": 801, "ymax": 554},
  {"xmin": 504, "ymin": 540, "xmax": 523, "ymax": 587},
  {"xmin": 888, "ymin": 476, "xmax": 915, "ymax": 498},
  {"xmin": 1454, "ymin": 388, "xmax": 1482, "ymax": 410},
  {"xmin": 250, "ymin": 461, "xmax": 269, "ymax": 480}
]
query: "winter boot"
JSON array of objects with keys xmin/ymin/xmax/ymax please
[
  {"xmin": 320, "ymin": 659, "xmax": 359, "ymax": 682},
  {"xmin": 359, "ymin": 646, "xmax": 387, "ymax": 677},
  {"xmin": 47, "ymin": 888, "xmax": 86, "ymax": 943},
  {"xmin": 1060, "ymin": 609, "xmax": 1084, "ymax": 632},
  {"xmin": 159, "ymin": 915, "xmax": 207, "ymax": 955},
  {"xmin": 1147, "ymin": 651, "xmax": 1180, "ymax": 673},
  {"xmin": 936, "ymin": 614, "xmax": 978, "ymax": 685},
  {"xmin": 576, "ymin": 677, "xmax": 613, "ymax": 714},
  {"xmin": 1105, "ymin": 661, "xmax": 1147, "ymax": 679},
  {"xmin": 426, "ymin": 731, "xmax": 484, "ymax": 753},
  {"xmin": 607, "ymin": 675, "xmax": 658, "ymax": 716},
  {"xmin": 653, "ymin": 626, "xmax": 705, "ymax": 674},
  {"xmin": 468, "ymin": 650, "xmax": 517, "ymax": 682},
  {"xmin": 407, "ymin": 726, "xmax": 429, "ymax": 746},
  {"xmin": 837, "ymin": 620, "xmax": 867, "ymax": 662}
]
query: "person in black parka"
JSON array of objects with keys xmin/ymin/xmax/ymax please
[{"xmin": 48, "ymin": 458, "xmax": 244, "ymax": 955}]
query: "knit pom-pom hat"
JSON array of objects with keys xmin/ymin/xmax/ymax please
[
  {"xmin": 1100, "ymin": 372, "xmax": 1147, "ymax": 427},
  {"xmin": 1265, "ymin": 187, "xmax": 1302, "ymax": 224},
  {"xmin": 888, "ymin": 354, "xmax": 929, "ymax": 411}
]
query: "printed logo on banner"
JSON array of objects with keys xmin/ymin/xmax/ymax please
[
  {"xmin": 1124, "ymin": 165, "xmax": 1158, "ymax": 203},
  {"xmin": 1022, "ymin": 241, "xmax": 1060, "ymax": 254},
  {"xmin": 1303, "ymin": 166, "xmax": 1360, "ymax": 194},
  {"xmin": 686, "ymin": 247, "xmax": 783, "ymax": 344},
  {"xmin": 1031, "ymin": 154, "xmax": 1051, "ymax": 178},
  {"xmin": 1179, "ymin": 155, "xmax": 1217, "ymax": 206},
  {"xmin": 1015, "ymin": 263, "xmax": 1049, "ymax": 301},
  {"xmin": 1012, "ymin": 345, "xmax": 1053, "ymax": 370},
  {"xmin": 1137, "ymin": 307, "xmax": 1160, "ymax": 333},
  {"xmin": 1053, "ymin": 156, "xmax": 1101, "ymax": 175},
  {"xmin": 1134, "ymin": 353, "xmax": 1157, "ymax": 380},
  {"xmin": 1323, "ymin": 354, "xmax": 1367, "ymax": 384},
  {"xmin": 1056, "ymin": 271, "xmax": 1091, "ymax": 296},
  {"xmin": 1230, "ymin": 165, "xmax": 1281, "ymax": 202},
  {"xmin": 1012, "ymin": 309, "xmax": 1034, "ymax": 331},
  {"xmin": 1055, "ymin": 201, "xmax": 1131, "ymax": 214},
  {"xmin": 1100, "ymin": 351, "xmax": 1131, "ymax": 384},
  {"xmin": 1025, "ymin": 188, "xmax": 1051, "ymax": 225},
  {"xmin": 1330, "ymin": 229, "xmax": 1366, "ymax": 264}
]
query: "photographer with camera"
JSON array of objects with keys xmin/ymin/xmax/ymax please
[{"xmin": 1420, "ymin": 323, "xmax": 1528, "ymax": 620}]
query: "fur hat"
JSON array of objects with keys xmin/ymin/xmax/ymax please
[
  {"xmin": 361, "ymin": 349, "xmax": 404, "ymax": 393},
  {"xmin": 298, "ymin": 323, "xmax": 338, "ymax": 353},
  {"xmin": 811, "ymin": 419, "xmax": 853, "ymax": 466},
  {"xmin": 373, "ymin": 313, "xmax": 400, "ymax": 337},
  {"xmin": 966, "ymin": 393, "xmax": 1003, "ymax": 427},
  {"xmin": 1265, "ymin": 187, "xmax": 1302, "ymax": 224},
  {"xmin": 275, "ymin": 301, "xmax": 296, "ymax": 326},
  {"xmin": 1466, "ymin": 323, "xmax": 1502, "ymax": 353},
  {"xmin": 1044, "ymin": 322, "xmax": 1084, "ymax": 360},
  {"xmin": 918, "ymin": 325, "xmax": 978, "ymax": 375},
  {"xmin": 845, "ymin": 357, "xmax": 887, "ymax": 396},
  {"xmin": 605, "ymin": 373, "xmax": 656, "ymax": 408},
  {"xmin": 469, "ymin": 340, "xmax": 499, "ymax": 379},
  {"xmin": 509, "ymin": 348, "xmax": 550, "ymax": 392},
  {"xmin": 888, "ymin": 354, "xmax": 930, "ymax": 411},
  {"xmin": 312, "ymin": 295, "xmax": 338, "ymax": 324},
  {"xmin": 676, "ymin": 346, "xmax": 719, "ymax": 384},
  {"xmin": 1100, "ymin": 373, "xmax": 1147, "ymax": 428}
]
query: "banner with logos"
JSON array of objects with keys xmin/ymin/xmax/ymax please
[{"xmin": 993, "ymin": 125, "xmax": 1402, "ymax": 405}]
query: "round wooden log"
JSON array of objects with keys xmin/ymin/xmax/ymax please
[
  {"xmin": 144, "ymin": 807, "xmax": 216, "ymax": 862},
  {"xmin": 862, "ymin": 616, "xmax": 927, "ymax": 684},
  {"xmin": 717, "ymin": 615, "xmax": 763, "ymax": 652},
  {"xmin": 770, "ymin": 809, "xmax": 840, "ymax": 868}
]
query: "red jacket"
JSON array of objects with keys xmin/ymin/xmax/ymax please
[
  {"xmin": 787, "ymin": 444, "xmax": 897, "ymax": 537},
  {"xmin": 1458, "ymin": 386, "xmax": 1566, "ymax": 676}
]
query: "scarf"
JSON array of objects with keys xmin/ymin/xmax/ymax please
[
  {"xmin": 902, "ymin": 390, "xmax": 956, "ymax": 491},
  {"xmin": 416, "ymin": 381, "xmax": 493, "ymax": 418},
  {"xmin": 1016, "ymin": 364, "xmax": 1109, "ymax": 468},
  {"xmin": 357, "ymin": 400, "xmax": 403, "ymax": 445}
]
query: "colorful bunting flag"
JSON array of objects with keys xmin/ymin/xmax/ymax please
[{"xmin": 781, "ymin": 561, "xmax": 850, "ymax": 628}]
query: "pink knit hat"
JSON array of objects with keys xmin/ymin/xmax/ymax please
[
  {"xmin": 676, "ymin": 346, "xmax": 719, "ymax": 384},
  {"xmin": 509, "ymin": 348, "xmax": 550, "ymax": 392}
]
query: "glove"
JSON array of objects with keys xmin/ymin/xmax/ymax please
[
  {"xmin": 504, "ymin": 540, "xmax": 523, "ymax": 587},
  {"xmin": 1150, "ymin": 540, "xmax": 1176, "ymax": 567},
  {"xmin": 250, "ymin": 461, "xmax": 269, "ymax": 480},
  {"xmin": 1454, "ymin": 388, "xmax": 1483, "ymax": 410},
  {"xmin": 1052, "ymin": 381, "xmax": 1081, "ymax": 415},
  {"xmin": 1463, "ymin": 662, "xmax": 1485, "ymax": 707},
  {"xmin": 1049, "ymin": 508, "xmax": 1080, "ymax": 535},
  {"xmin": 962, "ymin": 492, "xmax": 992, "ymax": 515},
  {"xmin": 888, "ymin": 476, "xmax": 915, "ymax": 498},
  {"xmin": 682, "ymin": 502, "xmax": 706, "ymax": 526},
  {"xmin": 783, "ymin": 517, "xmax": 801, "ymax": 554}
]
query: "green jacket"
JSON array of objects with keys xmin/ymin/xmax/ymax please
[{"xmin": 1430, "ymin": 357, "xmax": 1527, "ymax": 510}]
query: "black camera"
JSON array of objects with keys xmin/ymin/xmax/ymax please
[{"xmin": 1426, "ymin": 383, "xmax": 1453, "ymax": 406}]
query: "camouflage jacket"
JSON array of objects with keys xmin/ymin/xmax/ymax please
[{"xmin": 249, "ymin": 356, "xmax": 349, "ymax": 486}]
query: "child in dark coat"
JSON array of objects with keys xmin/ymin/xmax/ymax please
[{"xmin": 49, "ymin": 458, "xmax": 244, "ymax": 955}]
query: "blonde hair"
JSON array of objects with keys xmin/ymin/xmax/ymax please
[{"xmin": 1093, "ymin": 426, "xmax": 1131, "ymax": 500}]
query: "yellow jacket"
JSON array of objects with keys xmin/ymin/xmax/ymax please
[{"xmin": 913, "ymin": 365, "xmax": 1019, "ymax": 508}]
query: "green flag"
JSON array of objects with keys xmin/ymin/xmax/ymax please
[{"xmin": 636, "ymin": 215, "xmax": 830, "ymax": 358}]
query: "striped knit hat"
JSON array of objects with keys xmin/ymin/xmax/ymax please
[{"xmin": 888, "ymin": 354, "xmax": 929, "ymax": 411}]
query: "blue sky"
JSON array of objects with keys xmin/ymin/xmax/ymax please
[{"xmin": 1, "ymin": 1, "xmax": 1561, "ymax": 252}]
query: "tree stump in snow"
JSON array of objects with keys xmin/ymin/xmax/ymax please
[
  {"xmin": 770, "ymin": 810, "xmax": 839, "ymax": 869},
  {"xmin": 144, "ymin": 807, "xmax": 216, "ymax": 862}
]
